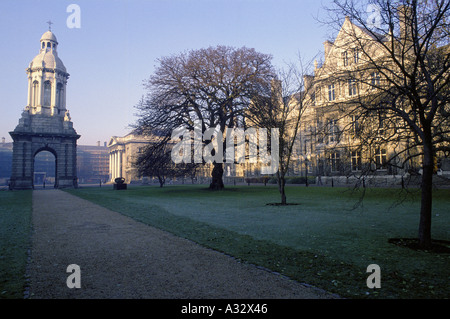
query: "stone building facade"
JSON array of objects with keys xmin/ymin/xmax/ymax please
[
  {"xmin": 108, "ymin": 133, "xmax": 155, "ymax": 183},
  {"xmin": 281, "ymin": 16, "xmax": 449, "ymax": 186}
]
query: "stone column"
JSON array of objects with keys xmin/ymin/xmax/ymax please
[
  {"xmin": 109, "ymin": 152, "xmax": 112, "ymax": 182},
  {"xmin": 118, "ymin": 150, "xmax": 122, "ymax": 178},
  {"xmin": 27, "ymin": 76, "xmax": 32, "ymax": 107},
  {"xmin": 114, "ymin": 151, "xmax": 118, "ymax": 180},
  {"xmin": 111, "ymin": 151, "xmax": 116, "ymax": 182}
]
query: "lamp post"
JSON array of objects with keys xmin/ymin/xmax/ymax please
[{"xmin": 303, "ymin": 154, "xmax": 310, "ymax": 187}]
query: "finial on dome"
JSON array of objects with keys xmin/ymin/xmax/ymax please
[{"xmin": 46, "ymin": 20, "xmax": 53, "ymax": 31}]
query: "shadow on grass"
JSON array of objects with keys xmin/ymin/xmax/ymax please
[{"xmin": 388, "ymin": 238, "xmax": 450, "ymax": 254}]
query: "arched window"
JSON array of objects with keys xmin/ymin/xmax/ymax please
[
  {"xmin": 56, "ymin": 83, "xmax": 63, "ymax": 109},
  {"xmin": 43, "ymin": 81, "xmax": 51, "ymax": 106},
  {"xmin": 42, "ymin": 42, "xmax": 45, "ymax": 49},
  {"xmin": 47, "ymin": 42, "xmax": 51, "ymax": 48},
  {"xmin": 32, "ymin": 81, "xmax": 39, "ymax": 106}
]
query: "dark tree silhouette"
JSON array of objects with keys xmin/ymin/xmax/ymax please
[
  {"xmin": 321, "ymin": 0, "xmax": 450, "ymax": 248},
  {"xmin": 246, "ymin": 60, "xmax": 315, "ymax": 204},
  {"xmin": 135, "ymin": 45, "xmax": 275, "ymax": 190}
]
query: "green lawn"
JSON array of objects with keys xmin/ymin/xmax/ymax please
[
  {"xmin": 66, "ymin": 184, "xmax": 450, "ymax": 299},
  {"xmin": 0, "ymin": 190, "xmax": 32, "ymax": 299}
]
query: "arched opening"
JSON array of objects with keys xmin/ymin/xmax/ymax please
[
  {"xmin": 56, "ymin": 83, "xmax": 63, "ymax": 110},
  {"xmin": 32, "ymin": 80, "xmax": 39, "ymax": 106},
  {"xmin": 43, "ymin": 81, "xmax": 51, "ymax": 106},
  {"xmin": 34, "ymin": 150, "xmax": 57, "ymax": 189}
]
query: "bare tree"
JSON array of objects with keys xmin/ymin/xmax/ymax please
[
  {"xmin": 135, "ymin": 46, "xmax": 275, "ymax": 190},
  {"xmin": 320, "ymin": 0, "xmax": 450, "ymax": 248},
  {"xmin": 246, "ymin": 60, "xmax": 315, "ymax": 205},
  {"xmin": 134, "ymin": 130, "xmax": 198, "ymax": 187}
]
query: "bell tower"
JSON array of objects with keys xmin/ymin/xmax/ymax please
[{"xmin": 9, "ymin": 29, "xmax": 80, "ymax": 190}]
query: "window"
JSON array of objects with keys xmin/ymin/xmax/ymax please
[
  {"xmin": 328, "ymin": 119, "xmax": 339, "ymax": 143},
  {"xmin": 351, "ymin": 151, "xmax": 362, "ymax": 171},
  {"xmin": 316, "ymin": 119, "xmax": 324, "ymax": 144},
  {"xmin": 342, "ymin": 51, "xmax": 349, "ymax": 66},
  {"xmin": 353, "ymin": 48, "xmax": 360, "ymax": 64},
  {"xmin": 304, "ymin": 140, "xmax": 309, "ymax": 154},
  {"xmin": 378, "ymin": 111, "xmax": 386, "ymax": 134},
  {"xmin": 328, "ymin": 84, "xmax": 335, "ymax": 101},
  {"xmin": 371, "ymin": 72, "xmax": 380, "ymax": 87},
  {"xmin": 375, "ymin": 148, "xmax": 387, "ymax": 169},
  {"xmin": 316, "ymin": 86, "xmax": 321, "ymax": 102},
  {"xmin": 330, "ymin": 152, "xmax": 340, "ymax": 172},
  {"xmin": 348, "ymin": 79, "xmax": 357, "ymax": 96},
  {"xmin": 351, "ymin": 115, "xmax": 360, "ymax": 136}
]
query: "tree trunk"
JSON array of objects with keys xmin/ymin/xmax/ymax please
[
  {"xmin": 158, "ymin": 176, "xmax": 165, "ymax": 188},
  {"xmin": 418, "ymin": 139, "xmax": 433, "ymax": 249},
  {"xmin": 209, "ymin": 162, "xmax": 224, "ymax": 190},
  {"xmin": 278, "ymin": 175, "xmax": 287, "ymax": 205}
]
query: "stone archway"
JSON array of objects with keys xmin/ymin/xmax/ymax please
[
  {"xmin": 9, "ymin": 132, "xmax": 79, "ymax": 190},
  {"xmin": 33, "ymin": 147, "xmax": 57, "ymax": 188}
]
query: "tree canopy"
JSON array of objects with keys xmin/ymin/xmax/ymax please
[{"xmin": 135, "ymin": 45, "xmax": 275, "ymax": 189}]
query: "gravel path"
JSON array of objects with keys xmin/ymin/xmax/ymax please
[{"xmin": 26, "ymin": 189, "xmax": 337, "ymax": 299}]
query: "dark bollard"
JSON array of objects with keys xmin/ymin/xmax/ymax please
[{"xmin": 114, "ymin": 177, "xmax": 127, "ymax": 190}]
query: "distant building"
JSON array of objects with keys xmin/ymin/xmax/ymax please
[
  {"xmin": 0, "ymin": 139, "xmax": 13, "ymax": 185},
  {"xmin": 108, "ymin": 133, "xmax": 153, "ymax": 183},
  {"xmin": 77, "ymin": 142, "xmax": 109, "ymax": 184}
]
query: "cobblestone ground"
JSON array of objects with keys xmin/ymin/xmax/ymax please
[{"xmin": 27, "ymin": 189, "xmax": 337, "ymax": 299}]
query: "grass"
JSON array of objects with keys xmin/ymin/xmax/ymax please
[
  {"xmin": 0, "ymin": 190, "xmax": 32, "ymax": 299},
  {"xmin": 65, "ymin": 184, "xmax": 450, "ymax": 299}
]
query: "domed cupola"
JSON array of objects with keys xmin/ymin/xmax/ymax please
[
  {"xmin": 25, "ymin": 29, "xmax": 70, "ymax": 116},
  {"xmin": 29, "ymin": 30, "xmax": 67, "ymax": 73}
]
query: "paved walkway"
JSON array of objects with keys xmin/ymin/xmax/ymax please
[{"xmin": 27, "ymin": 189, "xmax": 336, "ymax": 299}]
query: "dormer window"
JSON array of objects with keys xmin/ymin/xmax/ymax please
[
  {"xmin": 328, "ymin": 84, "xmax": 335, "ymax": 101},
  {"xmin": 342, "ymin": 51, "xmax": 349, "ymax": 66}
]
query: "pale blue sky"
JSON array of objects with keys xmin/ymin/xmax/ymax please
[{"xmin": 0, "ymin": 0, "xmax": 335, "ymax": 145}]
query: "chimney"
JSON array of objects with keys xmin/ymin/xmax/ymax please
[
  {"xmin": 2, "ymin": 137, "xmax": 5, "ymax": 144},
  {"xmin": 97, "ymin": 141, "xmax": 100, "ymax": 147},
  {"xmin": 323, "ymin": 40, "xmax": 333, "ymax": 59},
  {"xmin": 303, "ymin": 75, "xmax": 314, "ymax": 92},
  {"xmin": 270, "ymin": 78, "xmax": 283, "ymax": 101},
  {"xmin": 398, "ymin": 5, "xmax": 411, "ymax": 42},
  {"xmin": 104, "ymin": 142, "xmax": 107, "ymax": 147}
]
